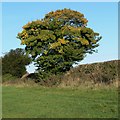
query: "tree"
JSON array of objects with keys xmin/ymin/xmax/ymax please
[
  {"xmin": 2, "ymin": 48, "xmax": 31, "ymax": 77},
  {"xmin": 17, "ymin": 8, "xmax": 102, "ymax": 79},
  {"xmin": 0, "ymin": 57, "xmax": 2, "ymax": 76}
]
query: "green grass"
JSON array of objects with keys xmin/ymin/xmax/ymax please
[
  {"xmin": 0, "ymin": 85, "xmax": 2, "ymax": 119},
  {"xmin": 2, "ymin": 86, "xmax": 118, "ymax": 118}
]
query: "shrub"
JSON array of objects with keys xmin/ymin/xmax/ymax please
[{"xmin": 2, "ymin": 48, "xmax": 31, "ymax": 78}]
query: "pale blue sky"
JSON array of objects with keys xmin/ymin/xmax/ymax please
[
  {"xmin": 1, "ymin": 2, "xmax": 118, "ymax": 72},
  {"xmin": 1, "ymin": 0, "xmax": 119, "ymax": 2}
]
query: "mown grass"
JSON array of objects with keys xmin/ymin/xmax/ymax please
[
  {"xmin": 2, "ymin": 85, "xmax": 118, "ymax": 118},
  {"xmin": 0, "ymin": 85, "xmax": 2, "ymax": 119}
]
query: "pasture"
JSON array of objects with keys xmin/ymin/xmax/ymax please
[{"xmin": 2, "ymin": 85, "xmax": 118, "ymax": 118}]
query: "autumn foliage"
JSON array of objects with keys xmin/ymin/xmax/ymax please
[{"xmin": 17, "ymin": 9, "xmax": 102, "ymax": 79}]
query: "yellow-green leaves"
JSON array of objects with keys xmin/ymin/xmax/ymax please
[
  {"xmin": 61, "ymin": 26, "xmax": 81, "ymax": 36},
  {"xmin": 45, "ymin": 8, "xmax": 88, "ymax": 27},
  {"xmin": 91, "ymin": 39, "xmax": 97, "ymax": 44},
  {"xmin": 50, "ymin": 42, "xmax": 61, "ymax": 49},
  {"xmin": 39, "ymin": 30, "xmax": 56, "ymax": 41},
  {"xmin": 44, "ymin": 50, "xmax": 48, "ymax": 55},
  {"xmin": 17, "ymin": 8, "xmax": 101, "ymax": 79},
  {"xmin": 21, "ymin": 40, "xmax": 25, "ymax": 45},
  {"xmin": 80, "ymin": 39, "xmax": 89, "ymax": 45},
  {"xmin": 19, "ymin": 30, "xmax": 28, "ymax": 40},
  {"xmin": 58, "ymin": 38, "xmax": 69, "ymax": 44},
  {"xmin": 49, "ymin": 38, "xmax": 69, "ymax": 50},
  {"xmin": 58, "ymin": 48, "xmax": 64, "ymax": 54},
  {"xmin": 22, "ymin": 22, "xmax": 31, "ymax": 29}
]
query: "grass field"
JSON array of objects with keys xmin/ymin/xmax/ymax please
[{"xmin": 2, "ymin": 85, "xmax": 118, "ymax": 118}]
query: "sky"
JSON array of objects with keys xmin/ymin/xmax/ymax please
[
  {"xmin": 1, "ymin": 0, "xmax": 119, "ymax": 2},
  {"xmin": 1, "ymin": 2, "xmax": 118, "ymax": 73}
]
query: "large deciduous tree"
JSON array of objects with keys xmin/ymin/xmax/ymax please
[{"xmin": 17, "ymin": 8, "xmax": 102, "ymax": 79}]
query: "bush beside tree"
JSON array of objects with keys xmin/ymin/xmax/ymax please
[{"xmin": 2, "ymin": 48, "xmax": 31, "ymax": 78}]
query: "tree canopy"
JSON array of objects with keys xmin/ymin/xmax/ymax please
[
  {"xmin": 2, "ymin": 48, "xmax": 31, "ymax": 77},
  {"xmin": 17, "ymin": 8, "xmax": 102, "ymax": 79}
]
